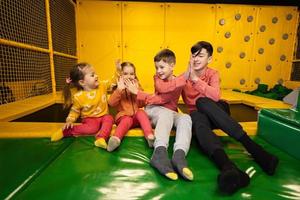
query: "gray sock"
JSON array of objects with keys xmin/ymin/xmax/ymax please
[
  {"xmin": 172, "ymin": 149, "xmax": 190, "ymax": 179},
  {"xmin": 150, "ymin": 146, "xmax": 175, "ymax": 175}
]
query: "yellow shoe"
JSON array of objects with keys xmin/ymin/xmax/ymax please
[
  {"xmin": 165, "ymin": 172, "xmax": 178, "ymax": 180},
  {"xmin": 182, "ymin": 167, "xmax": 194, "ymax": 181},
  {"xmin": 51, "ymin": 129, "xmax": 64, "ymax": 142},
  {"xmin": 94, "ymin": 138, "xmax": 107, "ymax": 149}
]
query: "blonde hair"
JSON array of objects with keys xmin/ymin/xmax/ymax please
[{"xmin": 119, "ymin": 61, "xmax": 142, "ymax": 90}]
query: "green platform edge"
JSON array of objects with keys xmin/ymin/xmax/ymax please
[
  {"xmin": 0, "ymin": 138, "xmax": 74, "ymax": 200},
  {"xmin": 7, "ymin": 137, "xmax": 300, "ymax": 200}
]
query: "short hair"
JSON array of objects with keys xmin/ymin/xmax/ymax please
[
  {"xmin": 154, "ymin": 49, "xmax": 176, "ymax": 64},
  {"xmin": 191, "ymin": 41, "xmax": 213, "ymax": 57}
]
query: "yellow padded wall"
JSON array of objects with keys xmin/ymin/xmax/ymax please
[
  {"xmin": 250, "ymin": 6, "xmax": 298, "ymax": 88},
  {"xmin": 77, "ymin": 1, "xmax": 122, "ymax": 80},
  {"xmin": 122, "ymin": 2, "xmax": 164, "ymax": 90},
  {"xmin": 214, "ymin": 4, "xmax": 257, "ymax": 89},
  {"xmin": 77, "ymin": 1, "xmax": 298, "ymax": 91},
  {"xmin": 165, "ymin": 3, "xmax": 216, "ymax": 75}
]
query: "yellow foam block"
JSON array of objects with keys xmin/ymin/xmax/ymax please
[
  {"xmin": 0, "ymin": 121, "xmax": 257, "ymax": 139},
  {"xmin": 0, "ymin": 122, "xmax": 63, "ymax": 138},
  {"xmin": 0, "ymin": 94, "xmax": 56, "ymax": 122},
  {"xmin": 255, "ymin": 103, "xmax": 291, "ymax": 110}
]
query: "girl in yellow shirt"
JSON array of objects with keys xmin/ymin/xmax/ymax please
[{"xmin": 51, "ymin": 62, "xmax": 118, "ymax": 149}]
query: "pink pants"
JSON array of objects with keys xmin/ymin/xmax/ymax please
[
  {"xmin": 63, "ymin": 114, "xmax": 114, "ymax": 140},
  {"xmin": 114, "ymin": 110, "xmax": 153, "ymax": 140}
]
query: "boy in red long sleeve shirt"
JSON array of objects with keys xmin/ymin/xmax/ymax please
[{"xmin": 126, "ymin": 49, "xmax": 193, "ymax": 181}]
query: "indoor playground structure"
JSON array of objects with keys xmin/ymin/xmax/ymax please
[{"xmin": 1, "ymin": 0, "xmax": 300, "ymax": 199}]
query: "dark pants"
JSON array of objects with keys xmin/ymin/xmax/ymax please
[{"xmin": 190, "ymin": 97, "xmax": 246, "ymax": 156}]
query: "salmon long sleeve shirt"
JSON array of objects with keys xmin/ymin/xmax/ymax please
[
  {"xmin": 137, "ymin": 74, "xmax": 187, "ymax": 112},
  {"xmin": 182, "ymin": 67, "xmax": 221, "ymax": 113},
  {"xmin": 108, "ymin": 88, "xmax": 145, "ymax": 121}
]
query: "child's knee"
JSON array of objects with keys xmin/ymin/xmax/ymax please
[
  {"xmin": 179, "ymin": 114, "xmax": 192, "ymax": 125},
  {"xmin": 103, "ymin": 114, "xmax": 114, "ymax": 123},
  {"xmin": 196, "ymin": 97, "xmax": 213, "ymax": 107}
]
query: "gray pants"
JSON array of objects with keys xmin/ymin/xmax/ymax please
[{"xmin": 145, "ymin": 105, "xmax": 192, "ymax": 154}]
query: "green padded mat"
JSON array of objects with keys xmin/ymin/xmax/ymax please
[
  {"xmin": 3, "ymin": 136, "xmax": 299, "ymax": 200},
  {"xmin": 0, "ymin": 138, "xmax": 74, "ymax": 200}
]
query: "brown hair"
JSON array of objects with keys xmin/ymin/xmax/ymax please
[
  {"xmin": 154, "ymin": 49, "xmax": 176, "ymax": 64},
  {"xmin": 191, "ymin": 41, "xmax": 213, "ymax": 57},
  {"xmin": 62, "ymin": 62, "xmax": 91, "ymax": 109},
  {"xmin": 121, "ymin": 62, "xmax": 137, "ymax": 77}
]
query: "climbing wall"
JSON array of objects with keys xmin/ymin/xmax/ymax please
[{"xmin": 77, "ymin": 2, "xmax": 299, "ymax": 91}]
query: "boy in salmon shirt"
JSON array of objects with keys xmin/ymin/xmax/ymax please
[
  {"xmin": 182, "ymin": 41, "xmax": 279, "ymax": 194},
  {"xmin": 125, "ymin": 49, "xmax": 193, "ymax": 181}
]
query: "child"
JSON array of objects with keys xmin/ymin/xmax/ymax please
[
  {"xmin": 51, "ymin": 62, "xmax": 119, "ymax": 149},
  {"xmin": 125, "ymin": 49, "xmax": 193, "ymax": 181},
  {"xmin": 107, "ymin": 61, "xmax": 155, "ymax": 152},
  {"xmin": 182, "ymin": 41, "xmax": 279, "ymax": 194}
]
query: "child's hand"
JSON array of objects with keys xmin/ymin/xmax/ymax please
[
  {"xmin": 117, "ymin": 77, "xmax": 126, "ymax": 90},
  {"xmin": 124, "ymin": 78, "xmax": 138, "ymax": 95},
  {"xmin": 115, "ymin": 59, "xmax": 122, "ymax": 72},
  {"xmin": 190, "ymin": 67, "xmax": 199, "ymax": 82},
  {"xmin": 184, "ymin": 61, "xmax": 191, "ymax": 80},
  {"xmin": 63, "ymin": 122, "xmax": 73, "ymax": 130},
  {"xmin": 189, "ymin": 55, "xmax": 199, "ymax": 82}
]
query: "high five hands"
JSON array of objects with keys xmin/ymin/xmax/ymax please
[
  {"xmin": 124, "ymin": 78, "xmax": 139, "ymax": 95},
  {"xmin": 189, "ymin": 54, "xmax": 199, "ymax": 82},
  {"xmin": 117, "ymin": 76, "xmax": 139, "ymax": 95}
]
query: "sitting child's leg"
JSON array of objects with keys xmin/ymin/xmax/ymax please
[
  {"xmin": 196, "ymin": 97, "xmax": 279, "ymax": 175},
  {"xmin": 172, "ymin": 113, "xmax": 193, "ymax": 181},
  {"xmin": 52, "ymin": 117, "xmax": 101, "ymax": 142},
  {"xmin": 212, "ymin": 149, "xmax": 250, "ymax": 194},
  {"xmin": 146, "ymin": 106, "xmax": 177, "ymax": 180},
  {"xmin": 94, "ymin": 114, "xmax": 114, "ymax": 149},
  {"xmin": 191, "ymin": 110, "xmax": 250, "ymax": 194},
  {"xmin": 134, "ymin": 110, "xmax": 155, "ymax": 147},
  {"xmin": 107, "ymin": 116, "xmax": 134, "ymax": 152},
  {"xmin": 239, "ymin": 134, "xmax": 279, "ymax": 175}
]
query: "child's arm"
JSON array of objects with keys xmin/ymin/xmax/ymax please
[
  {"xmin": 124, "ymin": 79, "xmax": 172, "ymax": 105},
  {"xmin": 103, "ymin": 60, "xmax": 122, "ymax": 91},
  {"xmin": 63, "ymin": 97, "xmax": 81, "ymax": 130},
  {"xmin": 108, "ymin": 77, "xmax": 125, "ymax": 107},
  {"xmin": 154, "ymin": 74, "xmax": 187, "ymax": 94},
  {"xmin": 137, "ymin": 91, "xmax": 173, "ymax": 105},
  {"xmin": 190, "ymin": 70, "xmax": 221, "ymax": 101}
]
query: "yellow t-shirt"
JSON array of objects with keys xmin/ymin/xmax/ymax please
[{"xmin": 66, "ymin": 73, "xmax": 119, "ymax": 123}]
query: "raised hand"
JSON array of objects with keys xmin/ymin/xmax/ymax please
[
  {"xmin": 124, "ymin": 78, "xmax": 138, "ymax": 95},
  {"xmin": 184, "ymin": 60, "xmax": 192, "ymax": 80},
  {"xmin": 115, "ymin": 59, "xmax": 122, "ymax": 72},
  {"xmin": 117, "ymin": 76, "xmax": 126, "ymax": 90},
  {"xmin": 189, "ymin": 54, "xmax": 199, "ymax": 82}
]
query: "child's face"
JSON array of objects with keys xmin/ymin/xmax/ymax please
[
  {"xmin": 80, "ymin": 66, "xmax": 99, "ymax": 91},
  {"xmin": 191, "ymin": 48, "xmax": 212, "ymax": 71},
  {"xmin": 122, "ymin": 66, "xmax": 136, "ymax": 81},
  {"xmin": 155, "ymin": 60, "xmax": 174, "ymax": 80}
]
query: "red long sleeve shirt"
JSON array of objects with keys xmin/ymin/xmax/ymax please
[
  {"xmin": 182, "ymin": 67, "xmax": 221, "ymax": 113},
  {"xmin": 137, "ymin": 74, "xmax": 186, "ymax": 112}
]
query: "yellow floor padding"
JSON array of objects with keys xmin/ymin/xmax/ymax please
[
  {"xmin": 0, "ymin": 89, "xmax": 291, "ymax": 139},
  {"xmin": 0, "ymin": 121, "xmax": 257, "ymax": 139},
  {"xmin": 0, "ymin": 94, "xmax": 56, "ymax": 122}
]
